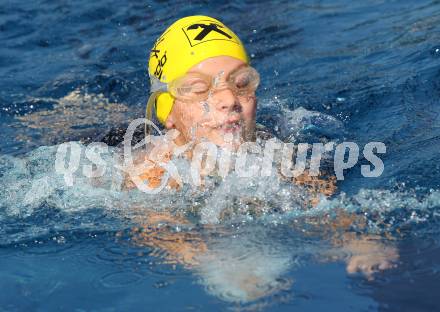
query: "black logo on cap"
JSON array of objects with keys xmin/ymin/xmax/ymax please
[
  {"xmin": 182, "ymin": 20, "xmax": 238, "ymax": 47},
  {"xmin": 187, "ymin": 23, "xmax": 232, "ymax": 41}
]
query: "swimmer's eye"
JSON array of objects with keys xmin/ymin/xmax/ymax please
[
  {"xmin": 170, "ymin": 74, "xmax": 210, "ymax": 98},
  {"xmin": 233, "ymin": 72, "xmax": 251, "ymax": 89},
  {"xmin": 186, "ymin": 79, "xmax": 210, "ymax": 94},
  {"xmin": 230, "ymin": 67, "xmax": 260, "ymax": 94}
]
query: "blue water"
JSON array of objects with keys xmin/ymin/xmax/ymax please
[{"xmin": 1, "ymin": 0, "xmax": 440, "ymax": 311}]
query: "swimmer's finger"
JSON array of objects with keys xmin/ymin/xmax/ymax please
[
  {"xmin": 346, "ymin": 256, "xmax": 361, "ymax": 274},
  {"xmin": 378, "ymin": 260, "xmax": 398, "ymax": 271}
]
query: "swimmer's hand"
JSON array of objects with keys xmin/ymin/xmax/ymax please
[
  {"xmin": 344, "ymin": 235, "xmax": 399, "ymax": 280},
  {"xmin": 130, "ymin": 211, "xmax": 207, "ymax": 267}
]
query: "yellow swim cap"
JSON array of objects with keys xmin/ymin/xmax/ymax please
[{"xmin": 147, "ymin": 15, "xmax": 249, "ymax": 124}]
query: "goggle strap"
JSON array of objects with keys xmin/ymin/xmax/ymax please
[
  {"xmin": 145, "ymin": 91, "xmax": 161, "ymax": 137},
  {"xmin": 149, "ymin": 75, "xmax": 168, "ymax": 93}
]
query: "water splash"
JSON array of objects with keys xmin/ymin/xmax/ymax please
[
  {"xmin": 1, "ymin": 140, "xmax": 439, "ymax": 247},
  {"xmin": 1, "ymin": 105, "xmax": 440, "ymax": 248}
]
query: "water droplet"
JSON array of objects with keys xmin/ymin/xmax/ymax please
[
  {"xmin": 202, "ymin": 101, "xmax": 210, "ymax": 113},
  {"xmin": 154, "ymin": 280, "xmax": 170, "ymax": 288}
]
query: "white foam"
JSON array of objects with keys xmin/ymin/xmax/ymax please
[{"xmin": 1, "ymin": 141, "xmax": 439, "ymax": 225}]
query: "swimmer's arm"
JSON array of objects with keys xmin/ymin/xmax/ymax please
[
  {"xmin": 323, "ymin": 211, "xmax": 399, "ymax": 279},
  {"xmin": 290, "ymin": 170, "xmax": 397, "ymax": 278}
]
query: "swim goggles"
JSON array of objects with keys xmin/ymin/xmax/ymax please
[{"xmin": 146, "ymin": 66, "xmax": 260, "ymax": 121}]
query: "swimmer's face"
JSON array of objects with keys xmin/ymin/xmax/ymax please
[{"xmin": 164, "ymin": 56, "xmax": 257, "ymax": 147}]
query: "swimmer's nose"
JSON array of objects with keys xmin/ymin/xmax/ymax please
[{"xmin": 214, "ymin": 88, "xmax": 241, "ymax": 113}]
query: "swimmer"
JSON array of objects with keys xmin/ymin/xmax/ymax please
[{"xmin": 125, "ymin": 16, "xmax": 399, "ymax": 301}]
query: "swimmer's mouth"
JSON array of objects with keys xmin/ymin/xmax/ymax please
[{"xmin": 215, "ymin": 120, "xmax": 242, "ymax": 134}]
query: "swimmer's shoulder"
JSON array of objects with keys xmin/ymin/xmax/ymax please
[{"xmin": 122, "ymin": 136, "xmax": 178, "ymax": 191}]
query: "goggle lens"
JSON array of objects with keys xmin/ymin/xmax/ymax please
[{"xmin": 168, "ymin": 66, "xmax": 259, "ymax": 102}]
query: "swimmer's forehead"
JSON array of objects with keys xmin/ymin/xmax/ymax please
[{"xmin": 186, "ymin": 56, "xmax": 247, "ymax": 78}]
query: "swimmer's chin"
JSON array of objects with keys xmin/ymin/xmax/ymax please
[{"xmin": 208, "ymin": 133, "xmax": 244, "ymax": 149}]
